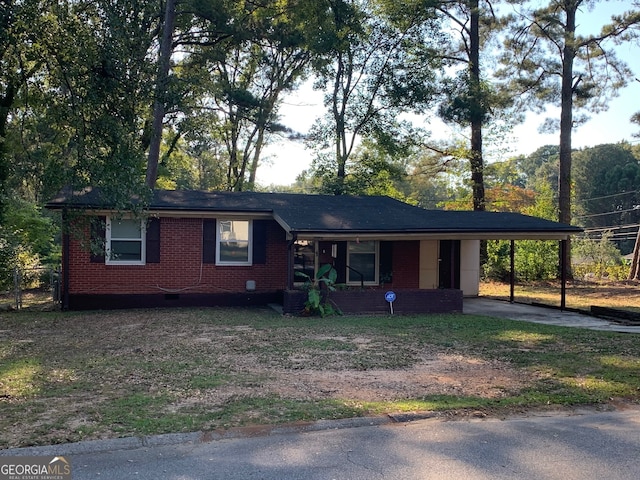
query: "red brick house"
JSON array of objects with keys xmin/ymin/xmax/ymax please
[{"xmin": 46, "ymin": 188, "xmax": 581, "ymax": 313}]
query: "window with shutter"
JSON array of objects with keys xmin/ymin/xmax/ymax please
[{"xmin": 216, "ymin": 220, "xmax": 252, "ymax": 265}]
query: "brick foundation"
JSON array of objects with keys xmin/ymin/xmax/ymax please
[
  {"xmin": 283, "ymin": 288, "xmax": 463, "ymax": 315},
  {"xmin": 67, "ymin": 291, "xmax": 282, "ymax": 310}
]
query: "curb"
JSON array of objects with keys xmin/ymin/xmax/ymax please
[{"xmin": 0, "ymin": 415, "xmax": 394, "ymax": 457}]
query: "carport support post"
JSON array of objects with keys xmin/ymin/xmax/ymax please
[
  {"xmin": 510, "ymin": 240, "xmax": 515, "ymax": 303},
  {"xmin": 560, "ymin": 239, "xmax": 567, "ymax": 311}
]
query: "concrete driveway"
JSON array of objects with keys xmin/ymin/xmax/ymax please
[{"xmin": 464, "ymin": 297, "xmax": 640, "ymax": 334}]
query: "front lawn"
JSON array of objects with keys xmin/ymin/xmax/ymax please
[{"xmin": 1, "ymin": 306, "xmax": 639, "ymax": 449}]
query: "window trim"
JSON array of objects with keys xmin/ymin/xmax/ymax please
[
  {"xmin": 215, "ymin": 219, "xmax": 253, "ymax": 266},
  {"xmin": 105, "ymin": 216, "xmax": 146, "ymax": 265},
  {"xmin": 346, "ymin": 240, "xmax": 379, "ymax": 285}
]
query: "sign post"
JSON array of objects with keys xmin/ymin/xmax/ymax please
[{"xmin": 384, "ymin": 291, "xmax": 396, "ymax": 315}]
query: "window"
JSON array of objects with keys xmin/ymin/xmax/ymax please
[
  {"xmin": 216, "ymin": 219, "xmax": 252, "ymax": 265},
  {"xmin": 106, "ymin": 217, "xmax": 145, "ymax": 265},
  {"xmin": 347, "ymin": 241, "xmax": 378, "ymax": 284}
]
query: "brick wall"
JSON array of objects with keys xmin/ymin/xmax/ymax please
[{"xmin": 67, "ymin": 217, "xmax": 289, "ymax": 295}]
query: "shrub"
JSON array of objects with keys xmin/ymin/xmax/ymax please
[
  {"xmin": 0, "ymin": 199, "xmax": 59, "ymax": 291},
  {"xmin": 572, "ymin": 233, "xmax": 625, "ymax": 280},
  {"xmin": 295, "ymin": 264, "xmax": 341, "ymax": 317},
  {"xmin": 484, "ymin": 239, "xmax": 558, "ymax": 282}
]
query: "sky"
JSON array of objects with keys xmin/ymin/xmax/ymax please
[{"xmin": 255, "ymin": 1, "xmax": 640, "ymax": 187}]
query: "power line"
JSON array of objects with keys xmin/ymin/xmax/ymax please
[
  {"xmin": 575, "ymin": 205, "xmax": 640, "ymax": 219},
  {"xmin": 582, "ymin": 223, "xmax": 640, "ymax": 233},
  {"xmin": 579, "ymin": 233, "xmax": 638, "ymax": 242},
  {"xmin": 606, "ymin": 232, "xmax": 637, "ymax": 239},
  {"xmin": 582, "ymin": 230, "xmax": 638, "ymax": 238},
  {"xmin": 577, "ymin": 190, "xmax": 640, "ymax": 203}
]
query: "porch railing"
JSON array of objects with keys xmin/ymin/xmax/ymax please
[{"xmin": 345, "ymin": 265, "xmax": 364, "ymax": 289}]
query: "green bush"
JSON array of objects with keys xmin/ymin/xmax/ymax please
[
  {"xmin": 483, "ymin": 240, "xmax": 511, "ymax": 281},
  {"xmin": 0, "ymin": 226, "xmax": 20, "ymax": 291},
  {"xmin": 484, "ymin": 239, "xmax": 558, "ymax": 282},
  {"xmin": 573, "ymin": 263, "xmax": 630, "ymax": 281},
  {"xmin": 572, "ymin": 234, "xmax": 626, "ymax": 280},
  {"xmin": 0, "ymin": 199, "xmax": 60, "ymax": 291},
  {"xmin": 515, "ymin": 240, "xmax": 558, "ymax": 281},
  {"xmin": 0, "ymin": 226, "xmax": 45, "ymax": 291}
]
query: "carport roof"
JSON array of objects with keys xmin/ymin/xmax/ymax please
[{"xmin": 46, "ymin": 187, "xmax": 582, "ymax": 240}]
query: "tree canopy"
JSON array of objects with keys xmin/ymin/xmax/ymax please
[{"xmin": 1, "ymin": 0, "xmax": 640, "ymax": 285}]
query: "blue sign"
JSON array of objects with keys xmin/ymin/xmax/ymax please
[{"xmin": 385, "ymin": 291, "xmax": 396, "ymax": 303}]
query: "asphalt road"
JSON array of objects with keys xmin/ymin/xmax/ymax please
[{"xmin": 4, "ymin": 407, "xmax": 640, "ymax": 479}]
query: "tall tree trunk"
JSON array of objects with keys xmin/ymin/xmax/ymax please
[
  {"xmin": 146, "ymin": 0, "xmax": 176, "ymax": 189},
  {"xmin": 333, "ymin": 49, "xmax": 348, "ymax": 196},
  {"xmin": 248, "ymin": 95, "xmax": 279, "ymax": 188},
  {"xmin": 469, "ymin": 0, "xmax": 485, "ymax": 212},
  {"xmin": 247, "ymin": 129, "xmax": 265, "ymax": 188},
  {"xmin": 558, "ymin": 5, "xmax": 577, "ymax": 278},
  {"xmin": 0, "ymin": 83, "xmax": 16, "ymax": 222}
]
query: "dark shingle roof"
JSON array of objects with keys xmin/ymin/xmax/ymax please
[{"xmin": 46, "ymin": 188, "xmax": 582, "ymax": 238}]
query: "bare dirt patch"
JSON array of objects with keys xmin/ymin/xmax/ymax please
[
  {"xmin": 169, "ymin": 351, "xmax": 526, "ymax": 413},
  {"xmin": 268, "ymin": 354, "xmax": 524, "ymax": 401}
]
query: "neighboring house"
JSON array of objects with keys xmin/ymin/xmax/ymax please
[{"xmin": 46, "ymin": 188, "xmax": 582, "ymax": 313}]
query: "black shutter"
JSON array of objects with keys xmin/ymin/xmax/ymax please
[
  {"xmin": 380, "ymin": 241, "xmax": 393, "ymax": 284},
  {"xmin": 252, "ymin": 220, "xmax": 268, "ymax": 264},
  {"xmin": 202, "ymin": 219, "xmax": 216, "ymax": 264},
  {"xmin": 146, "ymin": 217, "xmax": 161, "ymax": 263},
  {"xmin": 90, "ymin": 216, "xmax": 106, "ymax": 263}
]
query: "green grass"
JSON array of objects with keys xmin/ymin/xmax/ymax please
[{"xmin": 1, "ymin": 306, "xmax": 640, "ymax": 448}]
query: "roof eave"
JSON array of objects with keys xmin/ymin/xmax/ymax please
[
  {"xmin": 293, "ymin": 230, "xmax": 580, "ymax": 241},
  {"xmin": 45, "ymin": 204, "xmax": 275, "ymax": 219}
]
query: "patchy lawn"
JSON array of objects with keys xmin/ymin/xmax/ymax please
[
  {"xmin": 480, "ymin": 280, "xmax": 640, "ymax": 313},
  {"xmin": 1, "ymin": 305, "xmax": 640, "ymax": 449}
]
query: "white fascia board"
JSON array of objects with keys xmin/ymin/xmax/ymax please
[
  {"xmin": 83, "ymin": 209, "xmax": 274, "ymax": 220},
  {"xmin": 293, "ymin": 231, "xmax": 576, "ymax": 241},
  {"xmin": 271, "ymin": 212, "xmax": 293, "ymax": 237}
]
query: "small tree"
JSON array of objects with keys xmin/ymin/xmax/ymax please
[{"xmin": 295, "ymin": 263, "xmax": 341, "ymax": 317}]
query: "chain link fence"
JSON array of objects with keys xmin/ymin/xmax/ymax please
[{"xmin": 1, "ymin": 267, "xmax": 61, "ymax": 311}]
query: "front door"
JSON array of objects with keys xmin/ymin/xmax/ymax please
[
  {"xmin": 439, "ymin": 240, "xmax": 460, "ymax": 289},
  {"xmin": 318, "ymin": 241, "xmax": 347, "ymax": 284}
]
